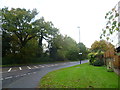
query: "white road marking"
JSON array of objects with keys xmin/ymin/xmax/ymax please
[
  {"xmin": 33, "ymin": 72, "xmax": 36, "ymax": 74},
  {"xmin": 8, "ymin": 68, "xmax": 12, "ymax": 72},
  {"xmin": 34, "ymin": 66, "xmax": 38, "ymax": 68},
  {"xmin": 5, "ymin": 76, "xmax": 13, "ymax": 80},
  {"xmin": 15, "ymin": 75, "xmax": 20, "ymax": 77},
  {"xmin": 27, "ymin": 66, "xmax": 31, "ymax": 69},
  {"xmin": 41, "ymin": 66, "xmax": 45, "ymax": 67},
  {"xmin": 28, "ymin": 73, "xmax": 31, "ymax": 75},
  {"xmin": 23, "ymin": 74, "xmax": 26, "ymax": 76},
  {"xmin": 19, "ymin": 67, "xmax": 22, "ymax": 70},
  {"xmin": 20, "ymin": 74, "xmax": 26, "ymax": 76},
  {"xmin": 0, "ymin": 78, "xmax": 3, "ymax": 80}
]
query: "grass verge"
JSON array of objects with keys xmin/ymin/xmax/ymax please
[{"xmin": 39, "ymin": 63, "xmax": 119, "ymax": 88}]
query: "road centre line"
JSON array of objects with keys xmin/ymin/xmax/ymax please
[
  {"xmin": 33, "ymin": 72, "xmax": 36, "ymax": 74},
  {"xmin": 27, "ymin": 73, "xmax": 31, "ymax": 75},
  {"xmin": 5, "ymin": 76, "xmax": 13, "ymax": 80},
  {"xmin": 41, "ymin": 66, "xmax": 44, "ymax": 67},
  {"xmin": 8, "ymin": 68, "xmax": 12, "ymax": 72},
  {"xmin": 0, "ymin": 78, "xmax": 3, "ymax": 80},
  {"xmin": 20, "ymin": 74, "xmax": 27, "ymax": 76},
  {"xmin": 15, "ymin": 75, "xmax": 20, "ymax": 77}
]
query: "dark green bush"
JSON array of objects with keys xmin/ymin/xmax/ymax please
[
  {"xmin": 88, "ymin": 51, "xmax": 104, "ymax": 66},
  {"xmin": 93, "ymin": 59, "xmax": 104, "ymax": 66}
]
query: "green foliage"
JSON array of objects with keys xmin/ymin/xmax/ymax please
[
  {"xmin": 1, "ymin": 7, "xmax": 39, "ymax": 48},
  {"xmin": 93, "ymin": 59, "xmax": 104, "ymax": 66},
  {"xmin": 90, "ymin": 40, "xmax": 114, "ymax": 52},
  {"xmin": 49, "ymin": 35, "xmax": 80, "ymax": 61},
  {"xmin": 77, "ymin": 42, "xmax": 88, "ymax": 60},
  {"xmin": 1, "ymin": 7, "xmax": 88, "ymax": 65},
  {"xmin": 100, "ymin": 4, "xmax": 120, "ymax": 42},
  {"xmin": 88, "ymin": 51, "xmax": 104, "ymax": 66},
  {"xmin": 2, "ymin": 31, "xmax": 12, "ymax": 56}
]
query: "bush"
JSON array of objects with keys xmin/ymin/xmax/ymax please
[
  {"xmin": 88, "ymin": 51, "xmax": 104, "ymax": 66},
  {"xmin": 93, "ymin": 59, "xmax": 104, "ymax": 66}
]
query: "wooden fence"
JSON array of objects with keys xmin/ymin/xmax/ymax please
[{"xmin": 104, "ymin": 49, "xmax": 120, "ymax": 68}]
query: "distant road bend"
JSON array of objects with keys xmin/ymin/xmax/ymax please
[{"xmin": 1, "ymin": 60, "xmax": 88, "ymax": 88}]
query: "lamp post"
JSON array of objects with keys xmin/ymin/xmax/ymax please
[
  {"xmin": 77, "ymin": 26, "xmax": 81, "ymax": 64},
  {"xmin": 77, "ymin": 26, "xmax": 80, "ymax": 43}
]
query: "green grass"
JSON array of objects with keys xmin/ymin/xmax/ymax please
[{"xmin": 39, "ymin": 63, "xmax": 119, "ymax": 88}]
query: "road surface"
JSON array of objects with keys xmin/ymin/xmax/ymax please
[{"xmin": 1, "ymin": 60, "xmax": 88, "ymax": 88}]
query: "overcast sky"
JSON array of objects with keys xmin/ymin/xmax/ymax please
[{"xmin": 0, "ymin": 0, "xmax": 120, "ymax": 48}]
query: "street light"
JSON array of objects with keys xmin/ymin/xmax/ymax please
[
  {"xmin": 77, "ymin": 26, "xmax": 80, "ymax": 43},
  {"xmin": 77, "ymin": 26, "xmax": 81, "ymax": 64}
]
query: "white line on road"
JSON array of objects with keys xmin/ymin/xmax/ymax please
[
  {"xmin": 5, "ymin": 76, "xmax": 13, "ymax": 80},
  {"xmin": 8, "ymin": 68, "xmax": 12, "ymax": 72},
  {"xmin": 33, "ymin": 72, "xmax": 36, "ymax": 74},
  {"xmin": 23, "ymin": 74, "xmax": 26, "ymax": 76},
  {"xmin": 41, "ymin": 66, "xmax": 45, "ymax": 67},
  {"xmin": 19, "ymin": 67, "xmax": 22, "ymax": 70},
  {"xmin": 20, "ymin": 74, "xmax": 26, "ymax": 77},
  {"xmin": 27, "ymin": 66, "xmax": 31, "ymax": 69},
  {"xmin": 0, "ymin": 78, "xmax": 3, "ymax": 80},
  {"xmin": 15, "ymin": 75, "xmax": 20, "ymax": 77},
  {"xmin": 34, "ymin": 66, "xmax": 38, "ymax": 68},
  {"xmin": 28, "ymin": 73, "xmax": 31, "ymax": 75}
]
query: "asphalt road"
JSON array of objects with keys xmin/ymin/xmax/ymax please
[{"xmin": 1, "ymin": 60, "xmax": 88, "ymax": 88}]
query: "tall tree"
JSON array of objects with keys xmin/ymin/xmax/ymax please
[
  {"xmin": 90, "ymin": 40, "xmax": 114, "ymax": 52},
  {"xmin": 33, "ymin": 17, "xmax": 59, "ymax": 56},
  {"xmin": 77, "ymin": 42, "xmax": 88, "ymax": 60},
  {"xmin": 1, "ymin": 7, "xmax": 39, "ymax": 48}
]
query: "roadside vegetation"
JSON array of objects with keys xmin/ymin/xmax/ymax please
[
  {"xmin": 39, "ymin": 63, "xmax": 118, "ymax": 88},
  {"xmin": 1, "ymin": 7, "xmax": 88, "ymax": 65},
  {"xmin": 39, "ymin": 3, "xmax": 120, "ymax": 88}
]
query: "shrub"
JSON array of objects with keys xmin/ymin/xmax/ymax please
[
  {"xmin": 93, "ymin": 59, "xmax": 104, "ymax": 66},
  {"xmin": 88, "ymin": 51, "xmax": 104, "ymax": 66}
]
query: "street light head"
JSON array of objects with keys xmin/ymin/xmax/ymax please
[{"xmin": 77, "ymin": 26, "xmax": 80, "ymax": 28}]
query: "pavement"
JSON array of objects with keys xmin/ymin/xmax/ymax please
[{"xmin": 1, "ymin": 60, "xmax": 88, "ymax": 88}]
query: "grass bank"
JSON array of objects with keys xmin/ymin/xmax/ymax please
[{"xmin": 39, "ymin": 63, "xmax": 119, "ymax": 88}]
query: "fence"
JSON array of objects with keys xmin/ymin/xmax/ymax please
[{"xmin": 104, "ymin": 48, "xmax": 120, "ymax": 75}]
